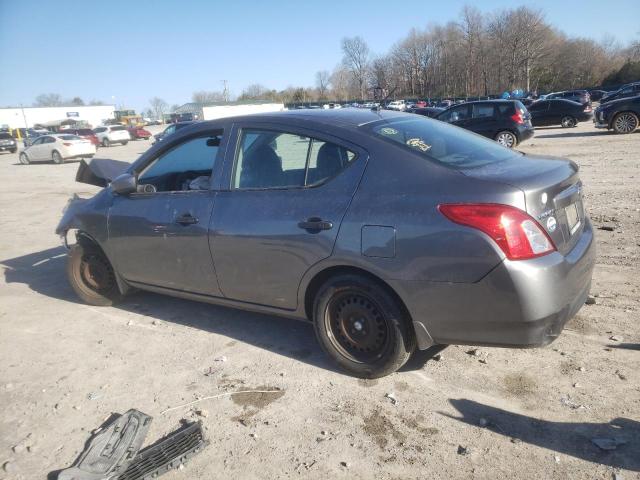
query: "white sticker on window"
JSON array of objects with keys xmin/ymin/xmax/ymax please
[{"xmin": 406, "ymin": 138, "xmax": 431, "ymax": 152}]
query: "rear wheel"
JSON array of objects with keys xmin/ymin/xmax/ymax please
[
  {"xmin": 52, "ymin": 150, "xmax": 63, "ymax": 164},
  {"xmin": 102, "ymin": 137, "xmax": 110, "ymax": 147},
  {"xmin": 121, "ymin": 141, "xmax": 128, "ymax": 146},
  {"xmin": 19, "ymin": 152, "xmax": 30, "ymax": 165},
  {"xmin": 10, "ymin": 148, "xmax": 17, "ymax": 154},
  {"xmin": 67, "ymin": 240, "xmax": 123, "ymax": 306},
  {"xmin": 495, "ymin": 131, "xmax": 517, "ymax": 148},
  {"xmin": 612, "ymin": 112, "xmax": 638, "ymax": 134},
  {"xmin": 313, "ymin": 274, "xmax": 416, "ymax": 378},
  {"xmin": 561, "ymin": 115, "xmax": 577, "ymax": 128}
]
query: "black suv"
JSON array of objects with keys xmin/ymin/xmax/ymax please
[
  {"xmin": 594, "ymin": 95, "xmax": 640, "ymax": 134},
  {"xmin": 528, "ymin": 99, "xmax": 593, "ymax": 128},
  {"xmin": 435, "ymin": 100, "xmax": 534, "ymax": 148},
  {"xmin": 600, "ymin": 82, "xmax": 640, "ymax": 105},
  {"xmin": 0, "ymin": 132, "xmax": 17, "ymax": 153}
]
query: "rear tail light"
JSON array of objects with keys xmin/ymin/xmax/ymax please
[
  {"xmin": 63, "ymin": 142, "xmax": 72, "ymax": 146},
  {"xmin": 510, "ymin": 111, "xmax": 524, "ymax": 124},
  {"xmin": 438, "ymin": 203, "xmax": 556, "ymax": 260}
]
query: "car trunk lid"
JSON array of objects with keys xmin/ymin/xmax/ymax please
[{"xmin": 459, "ymin": 153, "xmax": 585, "ymax": 255}]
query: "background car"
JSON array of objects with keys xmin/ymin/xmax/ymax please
[
  {"xmin": 588, "ymin": 89, "xmax": 608, "ymax": 102},
  {"xmin": 127, "ymin": 126, "xmax": 152, "ymax": 140},
  {"xmin": 528, "ymin": 99, "xmax": 593, "ymax": 128},
  {"xmin": 406, "ymin": 106, "xmax": 445, "ymax": 118},
  {"xmin": 93, "ymin": 125, "xmax": 130, "ymax": 147},
  {"xmin": 152, "ymin": 121, "xmax": 195, "ymax": 144},
  {"xmin": 435, "ymin": 100, "xmax": 534, "ymax": 148},
  {"xmin": 63, "ymin": 128, "xmax": 100, "ymax": 147},
  {"xmin": 600, "ymin": 82, "xmax": 640, "ymax": 104},
  {"xmin": 386, "ymin": 100, "xmax": 407, "ymax": 111},
  {"xmin": 0, "ymin": 132, "xmax": 17, "ymax": 153},
  {"xmin": 545, "ymin": 90, "xmax": 591, "ymax": 106},
  {"xmin": 594, "ymin": 95, "xmax": 640, "ymax": 134},
  {"xmin": 19, "ymin": 134, "xmax": 96, "ymax": 164}
]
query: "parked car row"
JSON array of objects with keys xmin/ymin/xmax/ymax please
[{"xmin": 407, "ymin": 91, "xmax": 639, "ymax": 148}]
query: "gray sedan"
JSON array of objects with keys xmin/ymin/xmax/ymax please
[{"xmin": 57, "ymin": 109, "xmax": 595, "ymax": 378}]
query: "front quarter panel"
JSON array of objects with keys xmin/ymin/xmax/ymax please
[{"xmin": 56, "ymin": 189, "xmax": 112, "ymax": 249}]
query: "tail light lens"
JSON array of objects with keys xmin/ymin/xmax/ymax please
[
  {"xmin": 510, "ymin": 111, "xmax": 524, "ymax": 124},
  {"xmin": 63, "ymin": 142, "xmax": 72, "ymax": 146},
  {"xmin": 438, "ymin": 203, "xmax": 556, "ymax": 260}
]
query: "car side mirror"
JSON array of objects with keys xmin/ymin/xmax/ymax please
[{"xmin": 111, "ymin": 173, "xmax": 137, "ymax": 195}]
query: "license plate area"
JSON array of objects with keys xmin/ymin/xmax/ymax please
[{"xmin": 565, "ymin": 203, "xmax": 580, "ymax": 235}]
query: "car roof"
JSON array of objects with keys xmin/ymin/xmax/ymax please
[{"xmin": 198, "ymin": 109, "xmax": 410, "ymax": 129}]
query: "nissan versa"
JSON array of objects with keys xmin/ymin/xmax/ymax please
[{"xmin": 57, "ymin": 109, "xmax": 595, "ymax": 378}]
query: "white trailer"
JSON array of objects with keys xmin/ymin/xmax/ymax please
[{"xmin": 201, "ymin": 103, "xmax": 285, "ymax": 121}]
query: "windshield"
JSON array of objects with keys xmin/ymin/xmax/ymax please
[{"xmin": 368, "ymin": 116, "xmax": 519, "ymax": 169}]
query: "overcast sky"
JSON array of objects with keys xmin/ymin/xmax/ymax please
[{"xmin": 1, "ymin": 0, "xmax": 638, "ymax": 112}]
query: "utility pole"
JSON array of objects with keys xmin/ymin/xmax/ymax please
[{"xmin": 221, "ymin": 80, "xmax": 229, "ymax": 102}]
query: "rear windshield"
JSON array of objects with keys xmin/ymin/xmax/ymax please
[
  {"xmin": 58, "ymin": 135, "xmax": 81, "ymax": 141},
  {"xmin": 77, "ymin": 129, "xmax": 93, "ymax": 135},
  {"xmin": 0, "ymin": 133, "xmax": 12, "ymax": 139},
  {"xmin": 111, "ymin": 126, "xmax": 126, "ymax": 131},
  {"xmin": 368, "ymin": 116, "xmax": 518, "ymax": 169}
]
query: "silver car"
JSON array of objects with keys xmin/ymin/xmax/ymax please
[{"xmin": 57, "ymin": 109, "xmax": 595, "ymax": 378}]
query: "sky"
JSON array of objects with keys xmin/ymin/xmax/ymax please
[{"xmin": 1, "ymin": 0, "xmax": 638, "ymax": 112}]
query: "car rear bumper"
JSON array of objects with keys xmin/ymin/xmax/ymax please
[
  {"xmin": 0, "ymin": 144, "xmax": 16, "ymax": 151},
  {"xmin": 396, "ymin": 219, "xmax": 596, "ymax": 350},
  {"xmin": 517, "ymin": 126, "xmax": 535, "ymax": 142}
]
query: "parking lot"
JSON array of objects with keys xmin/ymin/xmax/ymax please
[{"xmin": 0, "ymin": 123, "xmax": 638, "ymax": 479}]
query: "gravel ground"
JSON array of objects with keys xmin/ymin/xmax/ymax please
[{"xmin": 0, "ymin": 121, "xmax": 638, "ymax": 479}]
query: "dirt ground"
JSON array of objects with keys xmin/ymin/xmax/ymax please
[{"xmin": 0, "ymin": 121, "xmax": 638, "ymax": 480}]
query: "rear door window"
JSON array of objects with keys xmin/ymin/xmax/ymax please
[
  {"xmin": 438, "ymin": 105, "xmax": 471, "ymax": 123},
  {"xmin": 233, "ymin": 129, "xmax": 356, "ymax": 189},
  {"xmin": 472, "ymin": 103, "xmax": 495, "ymax": 119}
]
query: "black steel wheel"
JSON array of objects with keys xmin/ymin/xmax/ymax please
[
  {"xmin": 67, "ymin": 240, "xmax": 123, "ymax": 306},
  {"xmin": 313, "ymin": 274, "xmax": 415, "ymax": 378}
]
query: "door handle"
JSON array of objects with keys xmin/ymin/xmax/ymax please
[
  {"xmin": 176, "ymin": 213, "xmax": 198, "ymax": 225},
  {"xmin": 298, "ymin": 217, "xmax": 333, "ymax": 231}
]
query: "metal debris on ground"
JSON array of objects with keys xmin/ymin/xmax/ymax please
[{"xmin": 384, "ymin": 392, "xmax": 398, "ymax": 405}]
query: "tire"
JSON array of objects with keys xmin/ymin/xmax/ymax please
[
  {"xmin": 560, "ymin": 115, "xmax": 577, "ymax": 128},
  {"xmin": 52, "ymin": 150, "xmax": 63, "ymax": 164},
  {"xmin": 121, "ymin": 141, "xmax": 128, "ymax": 146},
  {"xmin": 313, "ymin": 274, "xmax": 416, "ymax": 378},
  {"xmin": 612, "ymin": 112, "xmax": 639, "ymax": 134},
  {"xmin": 66, "ymin": 241, "xmax": 123, "ymax": 306},
  {"xmin": 495, "ymin": 130, "xmax": 517, "ymax": 148},
  {"xmin": 102, "ymin": 137, "xmax": 110, "ymax": 147},
  {"xmin": 19, "ymin": 152, "xmax": 30, "ymax": 165},
  {"xmin": 10, "ymin": 148, "xmax": 17, "ymax": 154}
]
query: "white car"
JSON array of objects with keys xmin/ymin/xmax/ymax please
[
  {"xmin": 93, "ymin": 125, "xmax": 130, "ymax": 147},
  {"xmin": 386, "ymin": 100, "xmax": 407, "ymax": 111},
  {"xmin": 19, "ymin": 134, "xmax": 96, "ymax": 165}
]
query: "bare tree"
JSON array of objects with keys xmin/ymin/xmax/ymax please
[
  {"xmin": 240, "ymin": 84, "xmax": 271, "ymax": 100},
  {"xmin": 88, "ymin": 100, "xmax": 105, "ymax": 106},
  {"xmin": 191, "ymin": 90, "xmax": 226, "ymax": 104},
  {"xmin": 70, "ymin": 97, "xmax": 85, "ymax": 106},
  {"xmin": 315, "ymin": 71, "xmax": 330, "ymax": 99},
  {"xmin": 149, "ymin": 97, "xmax": 168, "ymax": 121},
  {"xmin": 34, "ymin": 93, "xmax": 62, "ymax": 107},
  {"xmin": 341, "ymin": 36, "xmax": 370, "ymax": 100}
]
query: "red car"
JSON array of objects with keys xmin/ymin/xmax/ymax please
[
  {"xmin": 127, "ymin": 126, "xmax": 152, "ymax": 140},
  {"xmin": 64, "ymin": 128, "xmax": 100, "ymax": 147}
]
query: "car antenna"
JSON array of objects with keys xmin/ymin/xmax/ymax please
[{"xmin": 372, "ymin": 86, "xmax": 397, "ymax": 112}]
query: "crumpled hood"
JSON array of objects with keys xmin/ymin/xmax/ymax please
[{"xmin": 76, "ymin": 158, "xmax": 130, "ymax": 187}]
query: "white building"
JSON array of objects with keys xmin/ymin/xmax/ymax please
[
  {"xmin": 0, "ymin": 105, "xmax": 115, "ymax": 130},
  {"xmin": 202, "ymin": 102, "xmax": 284, "ymax": 120}
]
